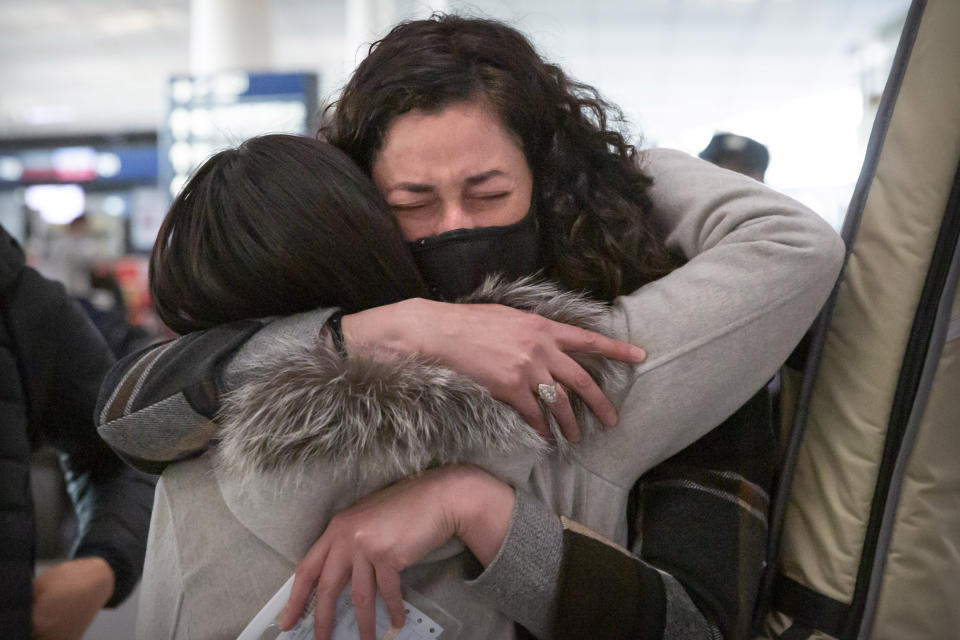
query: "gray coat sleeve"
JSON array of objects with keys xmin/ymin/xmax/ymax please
[
  {"xmin": 465, "ymin": 149, "xmax": 843, "ymax": 639},
  {"xmin": 464, "ymin": 489, "xmax": 564, "ymax": 638},
  {"xmin": 465, "ymin": 489, "xmax": 720, "ymax": 640},
  {"xmin": 575, "ymin": 148, "xmax": 844, "ymax": 487}
]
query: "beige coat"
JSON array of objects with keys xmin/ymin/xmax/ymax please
[{"xmin": 132, "ymin": 149, "xmax": 845, "ymax": 640}]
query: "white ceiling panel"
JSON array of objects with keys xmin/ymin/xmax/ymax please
[{"xmin": 0, "ymin": 0, "xmax": 911, "ymax": 139}]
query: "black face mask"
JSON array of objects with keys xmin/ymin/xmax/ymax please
[{"xmin": 408, "ymin": 210, "xmax": 541, "ymax": 301}]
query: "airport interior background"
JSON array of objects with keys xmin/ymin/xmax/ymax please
[{"xmin": 0, "ymin": 0, "xmax": 912, "ymax": 637}]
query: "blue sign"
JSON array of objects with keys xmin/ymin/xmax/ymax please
[
  {"xmin": 0, "ymin": 143, "xmax": 158, "ymax": 189},
  {"xmin": 160, "ymin": 70, "xmax": 320, "ymax": 199}
]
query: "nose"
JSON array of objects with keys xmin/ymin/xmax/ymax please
[{"xmin": 436, "ymin": 202, "xmax": 473, "ymax": 234}]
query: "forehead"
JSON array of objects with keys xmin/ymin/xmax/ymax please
[{"xmin": 372, "ymin": 101, "xmax": 527, "ymax": 184}]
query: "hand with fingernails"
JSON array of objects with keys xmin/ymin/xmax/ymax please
[
  {"xmin": 343, "ymin": 298, "xmax": 646, "ymax": 443},
  {"xmin": 280, "ymin": 466, "xmax": 515, "ymax": 640}
]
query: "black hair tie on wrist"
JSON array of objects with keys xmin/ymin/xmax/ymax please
[{"xmin": 327, "ymin": 311, "xmax": 347, "ymax": 356}]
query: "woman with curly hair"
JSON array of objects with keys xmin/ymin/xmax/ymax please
[{"xmin": 98, "ymin": 15, "xmax": 843, "ymax": 640}]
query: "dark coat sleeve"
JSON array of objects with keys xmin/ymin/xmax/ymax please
[
  {"xmin": 95, "ymin": 320, "xmax": 263, "ymax": 474},
  {"xmin": 9, "ymin": 268, "xmax": 155, "ymax": 606}
]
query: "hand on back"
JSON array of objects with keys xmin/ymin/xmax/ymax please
[
  {"xmin": 342, "ymin": 298, "xmax": 645, "ymax": 442},
  {"xmin": 280, "ymin": 465, "xmax": 514, "ymax": 640}
]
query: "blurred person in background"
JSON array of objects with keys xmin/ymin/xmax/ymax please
[
  {"xmin": 699, "ymin": 132, "xmax": 770, "ymax": 182},
  {"xmin": 0, "ymin": 222, "xmax": 153, "ymax": 640},
  {"xmin": 40, "ymin": 214, "xmax": 104, "ymax": 300},
  {"xmin": 76, "ymin": 268, "xmax": 157, "ymax": 359},
  {"xmin": 42, "ymin": 214, "xmax": 158, "ymax": 358}
]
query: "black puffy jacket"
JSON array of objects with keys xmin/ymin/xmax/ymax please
[{"xmin": 0, "ymin": 225, "xmax": 154, "ymax": 638}]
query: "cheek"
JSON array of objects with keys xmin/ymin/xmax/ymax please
[
  {"xmin": 395, "ymin": 216, "xmax": 433, "ymax": 242},
  {"xmin": 500, "ymin": 195, "xmax": 531, "ymax": 225},
  {"xmin": 506, "ymin": 181, "xmax": 534, "ymax": 223}
]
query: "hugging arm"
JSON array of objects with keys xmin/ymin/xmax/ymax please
[
  {"xmin": 286, "ymin": 397, "xmax": 771, "ymax": 640},
  {"xmin": 467, "ymin": 147, "xmax": 839, "ymax": 636},
  {"xmin": 581, "ymin": 148, "xmax": 843, "ymax": 485},
  {"xmin": 96, "ymin": 149, "xmax": 842, "ymax": 478},
  {"xmin": 96, "ymin": 303, "xmax": 639, "ymax": 466}
]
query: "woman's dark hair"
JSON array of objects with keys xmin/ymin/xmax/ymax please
[
  {"xmin": 151, "ymin": 134, "xmax": 429, "ymax": 334},
  {"xmin": 322, "ymin": 14, "xmax": 681, "ymax": 301}
]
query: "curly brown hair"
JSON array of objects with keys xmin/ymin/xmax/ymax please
[{"xmin": 322, "ymin": 14, "xmax": 681, "ymax": 301}]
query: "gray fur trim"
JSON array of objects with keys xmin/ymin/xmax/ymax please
[
  {"xmin": 216, "ymin": 343, "xmax": 548, "ymax": 483},
  {"xmin": 216, "ymin": 278, "xmax": 627, "ymax": 482},
  {"xmin": 459, "ymin": 276, "xmax": 609, "ymax": 330}
]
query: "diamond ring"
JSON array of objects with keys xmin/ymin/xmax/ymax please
[{"xmin": 537, "ymin": 382, "xmax": 559, "ymax": 404}]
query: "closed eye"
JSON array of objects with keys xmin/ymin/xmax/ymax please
[
  {"xmin": 390, "ymin": 202, "xmax": 433, "ymax": 210},
  {"xmin": 471, "ymin": 192, "xmax": 510, "ymax": 200}
]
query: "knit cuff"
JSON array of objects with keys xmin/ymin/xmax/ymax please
[{"xmin": 464, "ymin": 488, "xmax": 563, "ymax": 638}]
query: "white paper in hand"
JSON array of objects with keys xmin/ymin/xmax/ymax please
[{"xmin": 237, "ymin": 575, "xmax": 444, "ymax": 640}]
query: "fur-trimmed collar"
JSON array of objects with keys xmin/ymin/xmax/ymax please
[{"xmin": 215, "ymin": 277, "xmax": 626, "ymax": 484}]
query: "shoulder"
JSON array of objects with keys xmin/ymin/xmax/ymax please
[{"xmin": 637, "ymin": 147, "xmax": 703, "ymax": 180}]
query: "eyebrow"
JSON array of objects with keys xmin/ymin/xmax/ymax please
[
  {"xmin": 465, "ymin": 169, "xmax": 505, "ymax": 186},
  {"xmin": 386, "ymin": 169, "xmax": 506, "ymax": 195},
  {"xmin": 388, "ymin": 182, "xmax": 434, "ymax": 194}
]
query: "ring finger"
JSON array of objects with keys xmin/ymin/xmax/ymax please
[{"xmin": 534, "ymin": 379, "xmax": 580, "ymax": 443}]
